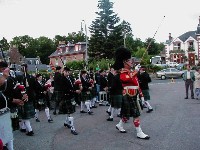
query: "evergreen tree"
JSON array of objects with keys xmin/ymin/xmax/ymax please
[{"xmin": 89, "ymin": 0, "xmax": 132, "ymax": 59}]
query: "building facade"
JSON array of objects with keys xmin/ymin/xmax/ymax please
[
  {"xmin": 48, "ymin": 41, "xmax": 87, "ymax": 68},
  {"xmin": 164, "ymin": 16, "xmax": 200, "ymax": 66}
]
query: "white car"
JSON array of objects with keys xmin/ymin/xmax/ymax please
[{"xmin": 156, "ymin": 68, "xmax": 184, "ymax": 80}]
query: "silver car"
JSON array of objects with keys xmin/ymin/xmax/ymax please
[{"xmin": 156, "ymin": 68, "xmax": 184, "ymax": 80}]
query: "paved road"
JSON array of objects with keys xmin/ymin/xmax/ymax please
[{"xmin": 14, "ymin": 80, "xmax": 200, "ymax": 150}]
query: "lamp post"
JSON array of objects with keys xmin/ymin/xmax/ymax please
[
  {"xmin": 82, "ymin": 20, "xmax": 88, "ymax": 68},
  {"xmin": 124, "ymin": 32, "xmax": 126, "ymax": 48}
]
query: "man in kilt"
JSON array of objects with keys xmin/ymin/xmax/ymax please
[
  {"xmin": 52, "ymin": 66, "xmax": 64, "ymax": 115},
  {"xmin": 62, "ymin": 67, "xmax": 81, "ymax": 135},
  {"xmin": 18, "ymin": 63, "xmax": 36, "ymax": 136},
  {"xmin": 113, "ymin": 47, "xmax": 150, "ymax": 139},
  {"xmin": 34, "ymin": 73, "xmax": 53, "ymax": 123},
  {"xmin": 80, "ymin": 70, "xmax": 93, "ymax": 115},
  {"xmin": 107, "ymin": 65, "xmax": 123, "ymax": 121},
  {"xmin": 137, "ymin": 66, "xmax": 153, "ymax": 113}
]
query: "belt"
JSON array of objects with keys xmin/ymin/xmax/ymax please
[{"xmin": 123, "ymin": 86, "xmax": 139, "ymax": 90}]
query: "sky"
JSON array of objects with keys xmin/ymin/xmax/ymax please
[{"xmin": 0, "ymin": 0, "xmax": 200, "ymax": 43}]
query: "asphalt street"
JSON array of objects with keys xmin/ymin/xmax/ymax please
[{"xmin": 13, "ymin": 79, "xmax": 200, "ymax": 150}]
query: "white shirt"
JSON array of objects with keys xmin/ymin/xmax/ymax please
[{"xmin": 187, "ymin": 71, "xmax": 191, "ymax": 79}]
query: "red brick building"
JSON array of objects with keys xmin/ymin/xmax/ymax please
[{"xmin": 48, "ymin": 41, "xmax": 86, "ymax": 68}]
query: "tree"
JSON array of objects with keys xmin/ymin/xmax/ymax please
[
  {"xmin": 10, "ymin": 35, "xmax": 36, "ymax": 57},
  {"xmin": 135, "ymin": 47, "xmax": 150, "ymax": 65},
  {"xmin": 144, "ymin": 38, "xmax": 164, "ymax": 55},
  {"xmin": 53, "ymin": 32, "xmax": 86, "ymax": 46},
  {"xmin": 0, "ymin": 37, "xmax": 10, "ymax": 51},
  {"xmin": 35, "ymin": 36, "xmax": 56, "ymax": 64},
  {"xmin": 89, "ymin": 0, "xmax": 131, "ymax": 59}
]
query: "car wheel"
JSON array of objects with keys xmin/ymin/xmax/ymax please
[{"xmin": 161, "ymin": 75, "xmax": 166, "ymax": 80}]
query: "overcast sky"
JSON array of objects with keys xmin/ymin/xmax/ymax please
[{"xmin": 0, "ymin": 0, "xmax": 200, "ymax": 43}]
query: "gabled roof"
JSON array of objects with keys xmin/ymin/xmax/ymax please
[
  {"xmin": 178, "ymin": 31, "xmax": 196, "ymax": 42},
  {"xmin": 49, "ymin": 43, "xmax": 86, "ymax": 58}
]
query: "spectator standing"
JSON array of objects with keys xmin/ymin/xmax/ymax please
[{"xmin": 183, "ymin": 65, "xmax": 195, "ymax": 99}]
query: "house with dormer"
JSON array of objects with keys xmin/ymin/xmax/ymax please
[
  {"xmin": 48, "ymin": 41, "xmax": 87, "ymax": 67},
  {"xmin": 164, "ymin": 16, "xmax": 200, "ymax": 66}
]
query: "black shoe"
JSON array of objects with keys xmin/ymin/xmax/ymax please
[
  {"xmin": 107, "ymin": 117, "xmax": 113, "ymax": 121},
  {"xmin": 88, "ymin": 111, "xmax": 93, "ymax": 115},
  {"xmin": 20, "ymin": 129, "xmax": 26, "ymax": 133},
  {"xmin": 48, "ymin": 118, "xmax": 53, "ymax": 123},
  {"xmin": 196, "ymin": 98, "xmax": 199, "ymax": 100},
  {"xmin": 146, "ymin": 109, "xmax": 153, "ymax": 113},
  {"xmin": 92, "ymin": 105, "xmax": 97, "ymax": 108},
  {"xmin": 99, "ymin": 103, "xmax": 104, "ymax": 106},
  {"xmin": 71, "ymin": 130, "xmax": 78, "ymax": 135},
  {"xmin": 53, "ymin": 111, "xmax": 57, "ymax": 115},
  {"xmin": 185, "ymin": 97, "xmax": 188, "ymax": 99},
  {"xmin": 26, "ymin": 131, "xmax": 34, "ymax": 136},
  {"xmin": 36, "ymin": 118, "xmax": 40, "ymax": 122},
  {"xmin": 117, "ymin": 114, "xmax": 121, "ymax": 117},
  {"xmin": 137, "ymin": 135, "xmax": 150, "ymax": 140},
  {"xmin": 106, "ymin": 110, "xmax": 111, "ymax": 116},
  {"xmin": 64, "ymin": 123, "xmax": 71, "ymax": 128},
  {"xmin": 80, "ymin": 110, "xmax": 87, "ymax": 113},
  {"xmin": 191, "ymin": 97, "xmax": 195, "ymax": 99}
]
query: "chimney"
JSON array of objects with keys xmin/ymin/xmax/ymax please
[{"xmin": 169, "ymin": 33, "xmax": 172, "ymax": 41}]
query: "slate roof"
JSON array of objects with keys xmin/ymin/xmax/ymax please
[
  {"xmin": 49, "ymin": 44, "xmax": 86, "ymax": 58},
  {"xmin": 178, "ymin": 31, "xmax": 196, "ymax": 42}
]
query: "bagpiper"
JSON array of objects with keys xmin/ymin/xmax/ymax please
[
  {"xmin": 113, "ymin": 47, "xmax": 150, "ymax": 139},
  {"xmin": 62, "ymin": 67, "xmax": 80, "ymax": 135}
]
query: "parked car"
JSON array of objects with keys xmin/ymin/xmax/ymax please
[
  {"xmin": 156, "ymin": 68, "xmax": 184, "ymax": 80},
  {"xmin": 168, "ymin": 62, "xmax": 179, "ymax": 68}
]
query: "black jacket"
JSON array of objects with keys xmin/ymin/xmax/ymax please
[
  {"xmin": 63, "ymin": 76, "xmax": 76, "ymax": 100},
  {"xmin": 54, "ymin": 72, "xmax": 64, "ymax": 91},
  {"xmin": 137, "ymin": 72, "xmax": 151, "ymax": 90}
]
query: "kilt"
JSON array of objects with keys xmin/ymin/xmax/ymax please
[
  {"xmin": 51, "ymin": 91, "xmax": 64, "ymax": 103},
  {"xmin": 81, "ymin": 91, "xmax": 92, "ymax": 102},
  {"xmin": 142, "ymin": 89, "xmax": 150, "ymax": 101},
  {"xmin": 121, "ymin": 94, "xmax": 141, "ymax": 119},
  {"xmin": 110, "ymin": 95, "xmax": 122, "ymax": 109},
  {"xmin": 90, "ymin": 87, "xmax": 96, "ymax": 98},
  {"xmin": 18, "ymin": 101, "xmax": 35, "ymax": 120},
  {"xmin": 60, "ymin": 97, "xmax": 76, "ymax": 114}
]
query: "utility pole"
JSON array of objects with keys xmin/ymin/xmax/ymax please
[{"xmin": 82, "ymin": 20, "xmax": 88, "ymax": 68}]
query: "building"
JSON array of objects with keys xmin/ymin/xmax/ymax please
[
  {"xmin": 164, "ymin": 16, "xmax": 200, "ymax": 66},
  {"xmin": 0, "ymin": 45, "xmax": 48, "ymax": 72},
  {"xmin": 48, "ymin": 41, "xmax": 87, "ymax": 68}
]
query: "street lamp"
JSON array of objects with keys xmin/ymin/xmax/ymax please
[
  {"xmin": 82, "ymin": 20, "xmax": 88, "ymax": 68},
  {"xmin": 124, "ymin": 33, "xmax": 126, "ymax": 48}
]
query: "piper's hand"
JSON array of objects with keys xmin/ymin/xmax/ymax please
[
  {"xmin": 141, "ymin": 97, "xmax": 145, "ymax": 102},
  {"xmin": 76, "ymin": 90, "xmax": 81, "ymax": 94},
  {"xmin": 13, "ymin": 99, "xmax": 24, "ymax": 106},
  {"xmin": 89, "ymin": 87, "xmax": 92, "ymax": 90},
  {"xmin": 22, "ymin": 94, "xmax": 28, "ymax": 102},
  {"xmin": 43, "ymin": 91, "xmax": 47, "ymax": 94}
]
